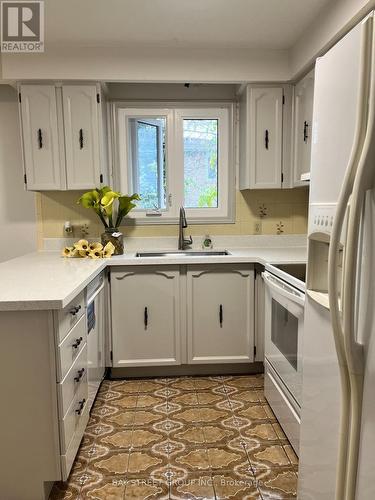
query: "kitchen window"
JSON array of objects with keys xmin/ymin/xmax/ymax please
[{"xmin": 115, "ymin": 104, "xmax": 234, "ymax": 223}]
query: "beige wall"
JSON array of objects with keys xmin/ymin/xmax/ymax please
[
  {"xmin": 37, "ymin": 188, "xmax": 308, "ymax": 243},
  {"xmin": 0, "ymin": 86, "xmax": 37, "ymax": 262}
]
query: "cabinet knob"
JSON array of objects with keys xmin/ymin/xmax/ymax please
[
  {"xmin": 75, "ymin": 398, "xmax": 86, "ymax": 415},
  {"xmin": 69, "ymin": 305, "xmax": 82, "ymax": 316},
  {"xmin": 74, "ymin": 367, "xmax": 85, "ymax": 382},
  {"xmin": 72, "ymin": 336, "xmax": 83, "ymax": 349}
]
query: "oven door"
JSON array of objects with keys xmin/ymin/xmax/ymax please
[{"xmin": 262, "ymin": 270, "xmax": 304, "ymax": 406}]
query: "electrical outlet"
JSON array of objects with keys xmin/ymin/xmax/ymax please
[
  {"xmin": 80, "ymin": 223, "xmax": 90, "ymax": 237},
  {"xmin": 254, "ymin": 221, "xmax": 262, "ymax": 234}
]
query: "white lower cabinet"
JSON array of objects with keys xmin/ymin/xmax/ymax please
[
  {"xmin": 187, "ymin": 265, "xmax": 254, "ymax": 363},
  {"xmin": 111, "ymin": 266, "xmax": 181, "ymax": 367},
  {"xmin": 110, "ymin": 264, "xmax": 255, "ymax": 367}
]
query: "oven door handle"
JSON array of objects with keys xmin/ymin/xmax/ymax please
[{"xmin": 262, "ymin": 271, "xmax": 305, "ymax": 307}]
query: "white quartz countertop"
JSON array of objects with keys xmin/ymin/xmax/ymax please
[{"xmin": 0, "ymin": 238, "xmax": 307, "ymax": 311}]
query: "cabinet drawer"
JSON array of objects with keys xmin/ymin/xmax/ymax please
[
  {"xmin": 58, "ymin": 344, "xmax": 87, "ymax": 418},
  {"xmin": 57, "ymin": 291, "xmax": 85, "ymax": 343},
  {"xmin": 264, "ymin": 361, "xmax": 300, "ymax": 454},
  {"xmin": 60, "ymin": 394, "xmax": 90, "ymax": 480},
  {"xmin": 60, "ymin": 377, "xmax": 88, "ymax": 455},
  {"xmin": 57, "ymin": 313, "xmax": 87, "ymax": 381}
]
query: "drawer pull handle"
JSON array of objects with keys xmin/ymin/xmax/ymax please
[
  {"xmin": 72, "ymin": 336, "xmax": 83, "ymax": 349},
  {"xmin": 74, "ymin": 367, "xmax": 85, "ymax": 382},
  {"xmin": 219, "ymin": 304, "xmax": 223, "ymax": 327},
  {"xmin": 144, "ymin": 307, "xmax": 148, "ymax": 328},
  {"xmin": 37, "ymin": 128, "xmax": 43, "ymax": 149},
  {"xmin": 265, "ymin": 129, "xmax": 269, "ymax": 150},
  {"xmin": 69, "ymin": 305, "xmax": 82, "ymax": 316},
  {"xmin": 75, "ymin": 398, "xmax": 86, "ymax": 415},
  {"xmin": 79, "ymin": 128, "xmax": 84, "ymax": 149},
  {"xmin": 303, "ymin": 120, "xmax": 309, "ymax": 143}
]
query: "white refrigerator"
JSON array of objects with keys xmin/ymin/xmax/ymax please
[{"xmin": 298, "ymin": 11, "xmax": 375, "ymax": 500}]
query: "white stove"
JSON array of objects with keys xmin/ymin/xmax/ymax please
[{"xmin": 262, "ymin": 262, "xmax": 306, "ymax": 454}]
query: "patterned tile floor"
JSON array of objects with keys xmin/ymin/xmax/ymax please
[{"xmin": 50, "ymin": 374, "xmax": 298, "ymax": 499}]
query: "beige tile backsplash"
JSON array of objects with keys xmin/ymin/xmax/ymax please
[{"xmin": 37, "ymin": 188, "xmax": 309, "ymax": 242}]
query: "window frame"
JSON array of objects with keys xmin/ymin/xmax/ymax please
[{"xmin": 114, "ymin": 101, "xmax": 235, "ymax": 224}]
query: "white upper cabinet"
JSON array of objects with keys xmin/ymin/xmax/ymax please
[
  {"xmin": 293, "ymin": 70, "xmax": 315, "ymax": 186},
  {"xmin": 240, "ymin": 86, "xmax": 283, "ymax": 190},
  {"xmin": 187, "ymin": 265, "xmax": 254, "ymax": 364},
  {"xmin": 62, "ymin": 86, "xmax": 101, "ymax": 190},
  {"xmin": 19, "ymin": 83, "xmax": 107, "ymax": 191},
  {"xmin": 20, "ymin": 85, "xmax": 64, "ymax": 190}
]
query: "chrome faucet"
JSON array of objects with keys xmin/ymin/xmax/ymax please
[{"xmin": 178, "ymin": 207, "xmax": 193, "ymax": 250}]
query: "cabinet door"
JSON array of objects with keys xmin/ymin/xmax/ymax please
[
  {"xmin": 111, "ymin": 267, "xmax": 181, "ymax": 367},
  {"xmin": 249, "ymin": 87, "xmax": 283, "ymax": 189},
  {"xmin": 20, "ymin": 85, "xmax": 63, "ymax": 190},
  {"xmin": 187, "ymin": 265, "xmax": 254, "ymax": 364},
  {"xmin": 293, "ymin": 72, "xmax": 314, "ymax": 185},
  {"xmin": 62, "ymin": 85, "xmax": 101, "ymax": 190}
]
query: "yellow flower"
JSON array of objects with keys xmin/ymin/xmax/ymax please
[
  {"xmin": 62, "ymin": 246, "xmax": 75, "ymax": 258},
  {"xmin": 79, "ymin": 250, "xmax": 90, "ymax": 258},
  {"xmin": 100, "ymin": 190, "xmax": 120, "ymax": 216},
  {"xmin": 74, "ymin": 239, "xmax": 89, "ymax": 252},
  {"xmin": 103, "ymin": 241, "xmax": 115, "ymax": 258},
  {"xmin": 87, "ymin": 249, "xmax": 103, "ymax": 259},
  {"xmin": 89, "ymin": 242, "xmax": 103, "ymax": 252}
]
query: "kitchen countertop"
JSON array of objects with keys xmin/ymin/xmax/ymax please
[{"xmin": 0, "ymin": 243, "xmax": 306, "ymax": 311}]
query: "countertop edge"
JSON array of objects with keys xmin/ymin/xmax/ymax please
[{"xmin": 0, "ymin": 248, "xmax": 307, "ymax": 311}]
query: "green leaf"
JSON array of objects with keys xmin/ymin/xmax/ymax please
[
  {"xmin": 115, "ymin": 193, "xmax": 140, "ymax": 227},
  {"xmin": 77, "ymin": 190, "xmax": 100, "ymax": 208}
]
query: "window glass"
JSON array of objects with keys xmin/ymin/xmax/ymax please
[
  {"xmin": 128, "ymin": 117, "xmax": 166, "ymax": 209},
  {"xmin": 183, "ymin": 119, "xmax": 218, "ymax": 208},
  {"xmin": 271, "ymin": 299, "xmax": 298, "ymax": 370}
]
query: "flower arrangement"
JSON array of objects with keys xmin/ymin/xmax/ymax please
[
  {"xmin": 76, "ymin": 186, "xmax": 140, "ymax": 255},
  {"xmin": 77, "ymin": 187, "xmax": 140, "ymax": 230},
  {"xmin": 62, "ymin": 240, "xmax": 115, "ymax": 259}
]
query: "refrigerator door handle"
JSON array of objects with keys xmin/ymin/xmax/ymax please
[
  {"xmin": 327, "ymin": 13, "xmax": 374, "ymax": 500},
  {"xmin": 341, "ymin": 14, "xmax": 375, "ymax": 500},
  {"xmin": 343, "ymin": 17, "xmax": 375, "ymax": 377}
]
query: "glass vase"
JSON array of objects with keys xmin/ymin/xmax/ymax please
[{"xmin": 101, "ymin": 227, "xmax": 124, "ymax": 255}]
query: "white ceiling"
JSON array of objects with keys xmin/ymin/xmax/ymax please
[{"xmin": 45, "ymin": 0, "xmax": 333, "ymax": 50}]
